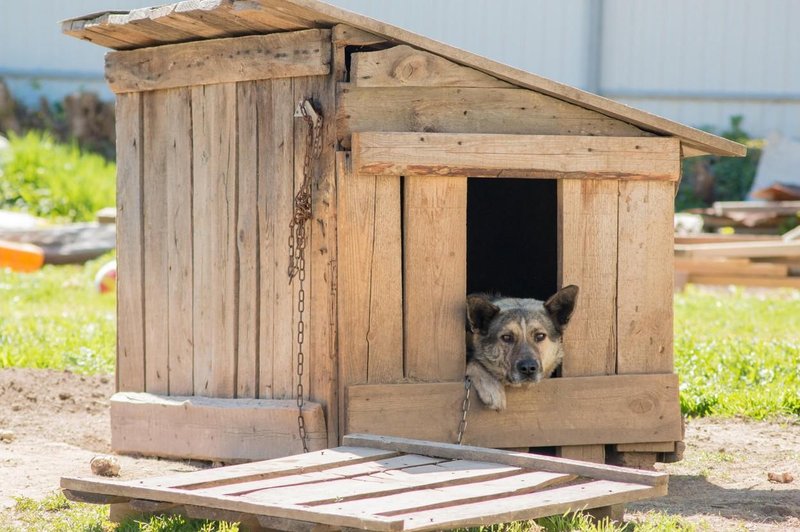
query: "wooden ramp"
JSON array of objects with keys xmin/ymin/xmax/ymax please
[{"xmin": 62, "ymin": 434, "xmax": 668, "ymax": 531}]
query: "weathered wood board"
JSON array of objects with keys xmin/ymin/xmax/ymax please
[{"xmin": 63, "ymin": 435, "xmax": 668, "ymax": 531}]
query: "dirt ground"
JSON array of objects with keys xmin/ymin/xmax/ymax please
[{"xmin": 1, "ymin": 367, "xmax": 798, "ymax": 531}]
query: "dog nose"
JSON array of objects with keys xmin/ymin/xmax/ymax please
[{"xmin": 516, "ymin": 358, "xmax": 540, "ymax": 376}]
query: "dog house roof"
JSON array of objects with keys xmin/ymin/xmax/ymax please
[{"xmin": 63, "ymin": 0, "xmax": 745, "ymax": 158}]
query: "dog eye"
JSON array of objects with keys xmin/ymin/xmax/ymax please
[
  {"xmin": 534, "ymin": 332, "xmax": 546, "ymax": 342},
  {"xmin": 500, "ymin": 333, "xmax": 515, "ymax": 343}
]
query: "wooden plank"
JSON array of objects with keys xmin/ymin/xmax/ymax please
[
  {"xmin": 299, "ymin": 74, "xmax": 340, "ymax": 447},
  {"xmin": 163, "ymin": 88, "xmax": 194, "ymax": 396},
  {"xmin": 350, "ymin": 45, "xmax": 513, "ymax": 88},
  {"xmin": 142, "ymin": 90, "xmax": 171, "ymax": 394},
  {"xmin": 63, "ymin": 489, "xmax": 129, "ymax": 505},
  {"xmin": 259, "ymin": 78, "xmax": 295, "ymax": 400},
  {"xmin": 105, "ymin": 29, "xmax": 331, "ymax": 93},
  {"xmin": 674, "ymin": 258, "xmax": 788, "ymax": 277},
  {"xmin": 353, "ymin": 132, "xmax": 680, "ymax": 181},
  {"xmin": 236, "ymin": 81, "xmax": 261, "ymax": 398},
  {"xmin": 331, "ymin": 24, "xmax": 384, "ymax": 46},
  {"xmin": 347, "ymin": 375, "xmax": 682, "ymax": 449},
  {"xmin": 60, "ymin": 476, "xmax": 405, "ymax": 532},
  {"xmin": 244, "ymin": 459, "xmax": 520, "ymax": 505},
  {"xmin": 136, "ymin": 446, "xmax": 399, "ymax": 489},
  {"xmin": 110, "ymin": 392, "xmax": 327, "ymax": 462},
  {"xmin": 115, "ymin": 93, "xmax": 145, "ymax": 393},
  {"xmin": 617, "ymin": 442, "xmax": 675, "ymax": 453},
  {"xmin": 313, "ymin": 471, "xmax": 574, "ymax": 516},
  {"xmin": 403, "ymin": 176, "xmax": 467, "ymax": 381},
  {"xmin": 687, "ymin": 275, "xmax": 800, "ymax": 289},
  {"xmin": 675, "ymin": 240, "xmax": 800, "ymax": 258},
  {"xmin": 396, "ymin": 479, "xmax": 665, "ymax": 531},
  {"xmin": 337, "ymin": 85, "xmax": 651, "ymax": 148},
  {"xmin": 337, "ymin": 151, "xmax": 403, "ymax": 398},
  {"xmin": 200, "ymin": 454, "xmax": 445, "ymax": 497},
  {"xmin": 192, "ymin": 83, "xmax": 238, "ymax": 398},
  {"xmin": 342, "ymin": 434, "xmax": 668, "ymax": 486},
  {"xmin": 674, "ymin": 234, "xmax": 779, "ymax": 245},
  {"xmin": 558, "ymin": 446, "xmax": 606, "ymax": 464},
  {"xmin": 617, "ymin": 181, "xmax": 674, "ymax": 374},
  {"xmin": 558, "ymin": 180, "xmax": 618, "ymax": 377}
]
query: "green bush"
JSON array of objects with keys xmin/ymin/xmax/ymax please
[
  {"xmin": 676, "ymin": 115, "xmax": 763, "ymax": 212},
  {"xmin": 0, "ymin": 130, "xmax": 115, "ymax": 222}
]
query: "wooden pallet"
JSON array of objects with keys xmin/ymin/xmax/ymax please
[{"xmin": 62, "ymin": 434, "xmax": 667, "ymax": 531}]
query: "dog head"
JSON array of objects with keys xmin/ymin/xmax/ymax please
[{"xmin": 466, "ymin": 286, "xmax": 579, "ymax": 385}]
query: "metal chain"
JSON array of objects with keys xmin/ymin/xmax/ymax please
[
  {"xmin": 289, "ymin": 99, "xmax": 323, "ymax": 453},
  {"xmin": 456, "ymin": 377, "xmax": 472, "ymax": 445}
]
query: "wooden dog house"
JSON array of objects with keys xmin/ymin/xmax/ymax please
[{"xmin": 63, "ymin": 0, "xmax": 745, "ymax": 467}]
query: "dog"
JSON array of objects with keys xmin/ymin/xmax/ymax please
[{"xmin": 465, "ymin": 285, "xmax": 579, "ymax": 411}]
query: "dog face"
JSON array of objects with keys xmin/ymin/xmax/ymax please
[{"xmin": 466, "ymin": 286, "xmax": 578, "ymax": 408}]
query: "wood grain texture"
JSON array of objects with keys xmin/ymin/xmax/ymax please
[
  {"xmin": 558, "ymin": 179, "xmax": 618, "ymax": 377},
  {"xmin": 337, "ymin": 152, "xmax": 404, "ymax": 407},
  {"xmin": 301, "ymin": 74, "xmax": 340, "ymax": 448},
  {"xmin": 163, "ymin": 88, "xmax": 194, "ymax": 396},
  {"xmin": 403, "ymin": 176, "xmax": 467, "ymax": 381},
  {"xmin": 617, "ymin": 181, "xmax": 674, "ymax": 374},
  {"xmin": 674, "ymin": 240, "xmax": 800, "ymax": 258},
  {"xmin": 346, "ymin": 375, "xmax": 683, "ymax": 448},
  {"xmin": 258, "ymin": 78, "xmax": 295, "ymax": 401},
  {"xmin": 350, "ymin": 45, "xmax": 513, "ymax": 88},
  {"xmin": 142, "ymin": 90, "xmax": 171, "ymax": 394},
  {"xmin": 106, "ymin": 29, "xmax": 331, "ymax": 93},
  {"xmin": 558, "ymin": 179, "xmax": 619, "ymax": 462},
  {"xmin": 236, "ymin": 81, "xmax": 261, "ymax": 398},
  {"xmin": 191, "ymin": 83, "xmax": 238, "ymax": 398},
  {"xmin": 110, "ymin": 392, "xmax": 327, "ymax": 462},
  {"xmin": 337, "ymin": 85, "xmax": 650, "ymax": 148},
  {"xmin": 353, "ymin": 132, "xmax": 680, "ymax": 180},
  {"xmin": 115, "ymin": 93, "xmax": 145, "ymax": 393}
]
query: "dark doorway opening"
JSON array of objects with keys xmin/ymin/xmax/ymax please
[{"xmin": 466, "ymin": 178, "xmax": 558, "ymax": 300}]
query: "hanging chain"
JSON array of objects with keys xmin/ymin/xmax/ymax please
[
  {"xmin": 456, "ymin": 377, "xmax": 472, "ymax": 445},
  {"xmin": 289, "ymin": 99, "xmax": 323, "ymax": 453}
]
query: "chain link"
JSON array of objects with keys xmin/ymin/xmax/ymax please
[
  {"xmin": 289, "ymin": 99, "xmax": 323, "ymax": 453},
  {"xmin": 456, "ymin": 377, "xmax": 472, "ymax": 445}
]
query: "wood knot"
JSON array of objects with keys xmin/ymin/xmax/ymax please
[
  {"xmin": 628, "ymin": 394, "xmax": 656, "ymax": 414},
  {"xmin": 392, "ymin": 55, "xmax": 428, "ymax": 83}
]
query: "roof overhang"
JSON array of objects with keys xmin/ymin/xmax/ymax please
[{"xmin": 62, "ymin": 0, "xmax": 746, "ymax": 158}]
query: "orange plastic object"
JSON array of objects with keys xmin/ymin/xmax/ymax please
[{"xmin": 0, "ymin": 240, "xmax": 45, "ymax": 272}]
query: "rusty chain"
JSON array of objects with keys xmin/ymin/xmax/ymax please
[
  {"xmin": 289, "ymin": 99, "xmax": 323, "ymax": 453},
  {"xmin": 456, "ymin": 377, "xmax": 472, "ymax": 445}
]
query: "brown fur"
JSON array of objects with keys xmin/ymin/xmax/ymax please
[{"xmin": 466, "ymin": 286, "xmax": 579, "ymax": 410}]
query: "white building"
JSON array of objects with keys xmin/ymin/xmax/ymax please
[{"xmin": 2, "ymin": 0, "xmax": 799, "ymax": 138}]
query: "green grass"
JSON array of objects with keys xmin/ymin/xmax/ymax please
[
  {"xmin": 0, "ymin": 130, "xmax": 115, "ymax": 222},
  {"xmin": 674, "ymin": 286, "xmax": 800, "ymax": 419},
  {"xmin": 1, "ymin": 491, "xmax": 239, "ymax": 532},
  {"xmin": 0, "ymin": 254, "xmax": 116, "ymax": 374}
]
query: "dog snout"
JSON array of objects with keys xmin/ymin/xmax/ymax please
[{"xmin": 516, "ymin": 358, "xmax": 540, "ymax": 377}]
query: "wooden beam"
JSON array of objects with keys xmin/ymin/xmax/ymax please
[
  {"xmin": 350, "ymin": 45, "xmax": 513, "ymax": 88},
  {"xmin": 345, "ymin": 375, "xmax": 682, "ymax": 448},
  {"xmin": 110, "ymin": 392, "xmax": 327, "ymax": 462},
  {"xmin": 687, "ymin": 275, "xmax": 800, "ymax": 289},
  {"xmin": 115, "ymin": 93, "xmax": 145, "ymax": 393},
  {"xmin": 352, "ymin": 132, "xmax": 681, "ymax": 181},
  {"xmin": 105, "ymin": 29, "xmax": 331, "ymax": 93},
  {"xmin": 337, "ymin": 84, "xmax": 652, "ymax": 148},
  {"xmin": 675, "ymin": 258, "xmax": 789, "ymax": 277}
]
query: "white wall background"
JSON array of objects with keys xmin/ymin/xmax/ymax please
[{"xmin": 2, "ymin": 0, "xmax": 799, "ymax": 138}]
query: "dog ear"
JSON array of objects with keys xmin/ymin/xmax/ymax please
[
  {"xmin": 544, "ymin": 285, "xmax": 579, "ymax": 329},
  {"xmin": 467, "ymin": 294, "xmax": 500, "ymax": 334}
]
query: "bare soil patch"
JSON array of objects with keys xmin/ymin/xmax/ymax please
[{"xmin": 1, "ymin": 367, "xmax": 798, "ymax": 530}]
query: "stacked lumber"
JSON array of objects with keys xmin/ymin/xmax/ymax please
[
  {"xmin": 675, "ymin": 230, "xmax": 800, "ymax": 289},
  {"xmin": 686, "ymin": 200, "xmax": 800, "ymax": 234}
]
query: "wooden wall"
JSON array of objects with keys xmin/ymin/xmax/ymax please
[{"xmin": 115, "ymin": 74, "xmax": 338, "ymax": 445}]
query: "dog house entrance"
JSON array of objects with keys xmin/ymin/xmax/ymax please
[{"xmin": 467, "ymin": 178, "xmax": 558, "ymax": 300}]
